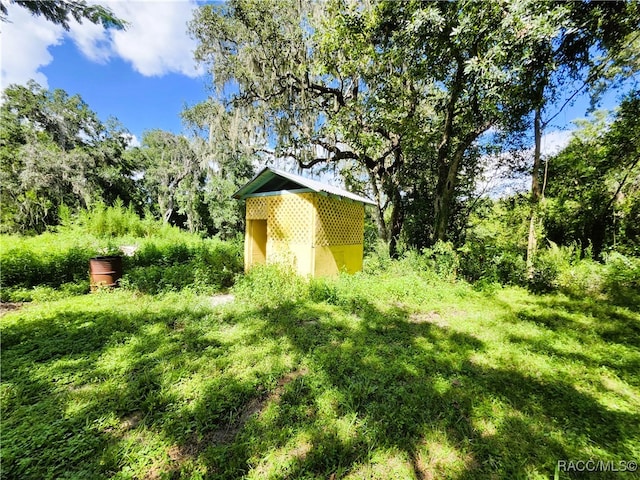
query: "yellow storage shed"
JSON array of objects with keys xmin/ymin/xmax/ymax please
[{"xmin": 233, "ymin": 167, "xmax": 376, "ymax": 277}]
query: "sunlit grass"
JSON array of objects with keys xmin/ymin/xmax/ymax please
[{"xmin": 1, "ymin": 269, "xmax": 639, "ymax": 479}]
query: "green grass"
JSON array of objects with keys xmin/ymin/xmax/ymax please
[{"xmin": 1, "ymin": 268, "xmax": 639, "ymax": 479}]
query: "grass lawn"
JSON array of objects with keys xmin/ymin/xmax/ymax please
[{"xmin": 1, "ymin": 271, "xmax": 639, "ymax": 479}]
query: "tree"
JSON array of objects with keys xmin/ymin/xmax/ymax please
[
  {"xmin": 189, "ymin": 0, "xmax": 554, "ymax": 256},
  {"xmin": 544, "ymin": 91, "xmax": 640, "ymax": 256},
  {"xmin": 0, "ymin": 0, "xmax": 125, "ymax": 30},
  {"xmin": 189, "ymin": 0, "xmax": 639, "ymax": 256},
  {"xmin": 132, "ymin": 130, "xmax": 202, "ymax": 229},
  {"xmin": 519, "ymin": 1, "xmax": 640, "ymax": 272},
  {"xmin": 0, "ymin": 82, "xmax": 137, "ymax": 233},
  {"xmin": 181, "ymin": 101, "xmax": 256, "ymax": 238},
  {"xmin": 358, "ymin": 0, "xmax": 548, "ymax": 248}
]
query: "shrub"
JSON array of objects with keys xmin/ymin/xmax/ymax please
[
  {"xmin": 528, "ymin": 251, "xmax": 561, "ymax": 293},
  {"xmin": 78, "ymin": 201, "xmax": 137, "ymax": 237},
  {"xmin": 0, "ymin": 246, "xmax": 94, "ymax": 288},
  {"xmin": 121, "ymin": 264, "xmax": 195, "ymax": 294},
  {"xmin": 603, "ymin": 252, "xmax": 640, "ymax": 306},
  {"xmin": 421, "ymin": 241, "xmax": 459, "ymax": 281},
  {"xmin": 233, "ymin": 264, "xmax": 309, "ymax": 308},
  {"xmin": 121, "ymin": 239, "xmax": 243, "ymax": 294},
  {"xmin": 363, "ymin": 240, "xmax": 393, "ymax": 274},
  {"xmin": 556, "ymin": 259, "xmax": 604, "ymax": 297},
  {"xmin": 0, "ymin": 228, "xmax": 243, "ymax": 296},
  {"xmin": 308, "ymin": 275, "xmax": 339, "ymax": 303},
  {"xmin": 131, "ymin": 242, "xmax": 193, "ymax": 267},
  {"xmin": 494, "ymin": 252, "xmax": 527, "ymax": 285},
  {"xmin": 192, "ymin": 241, "xmax": 243, "ymax": 291},
  {"xmin": 1, "ymin": 281, "xmax": 90, "ymax": 302}
]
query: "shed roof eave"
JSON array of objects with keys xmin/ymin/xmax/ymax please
[{"xmin": 232, "ymin": 167, "xmax": 377, "ymax": 206}]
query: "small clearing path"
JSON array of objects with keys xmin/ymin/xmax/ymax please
[
  {"xmin": 0, "ymin": 302, "xmax": 23, "ymax": 317},
  {"xmin": 210, "ymin": 294, "xmax": 234, "ymax": 307}
]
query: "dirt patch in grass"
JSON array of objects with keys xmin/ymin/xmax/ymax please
[
  {"xmin": 120, "ymin": 412, "xmax": 143, "ymax": 432},
  {"xmin": 144, "ymin": 463, "xmax": 165, "ymax": 480},
  {"xmin": 409, "ymin": 311, "xmax": 449, "ymax": 329},
  {"xmin": 210, "ymin": 294, "xmax": 234, "ymax": 307},
  {"xmin": 0, "ymin": 302, "xmax": 23, "ymax": 316}
]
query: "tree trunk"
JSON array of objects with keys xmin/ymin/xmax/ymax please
[
  {"xmin": 433, "ymin": 164, "xmax": 456, "ymax": 244},
  {"xmin": 160, "ymin": 195, "xmax": 174, "ymax": 224},
  {"xmin": 431, "ymin": 58, "xmax": 465, "ymax": 245},
  {"xmin": 388, "ymin": 187, "xmax": 404, "ymax": 259},
  {"xmin": 432, "ymin": 134, "xmax": 478, "ymax": 244},
  {"xmin": 368, "ymin": 169, "xmax": 389, "ymax": 242},
  {"xmin": 526, "ymin": 106, "xmax": 543, "ymax": 277}
]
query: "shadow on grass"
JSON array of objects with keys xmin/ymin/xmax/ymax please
[
  {"xmin": 501, "ymin": 294, "xmax": 640, "ymax": 388},
  {"xmin": 188, "ymin": 297, "xmax": 638, "ymax": 479},
  {"xmin": 1, "ymin": 296, "xmax": 260, "ymax": 479},
  {"xmin": 2, "ymin": 290, "xmax": 639, "ymax": 479}
]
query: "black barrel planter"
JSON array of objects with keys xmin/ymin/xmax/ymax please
[{"xmin": 89, "ymin": 256, "xmax": 123, "ymax": 291}]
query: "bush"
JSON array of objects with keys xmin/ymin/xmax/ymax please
[
  {"xmin": 121, "ymin": 264, "xmax": 195, "ymax": 294},
  {"xmin": 528, "ymin": 252, "xmax": 561, "ymax": 293},
  {"xmin": 363, "ymin": 240, "xmax": 393, "ymax": 274},
  {"xmin": 603, "ymin": 252, "xmax": 640, "ymax": 306},
  {"xmin": 121, "ymin": 239, "xmax": 243, "ymax": 294},
  {"xmin": 0, "ymin": 246, "xmax": 94, "ymax": 288},
  {"xmin": 233, "ymin": 264, "xmax": 309, "ymax": 308},
  {"xmin": 131, "ymin": 242, "xmax": 193, "ymax": 267},
  {"xmin": 0, "ymin": 227, "xmax": 243, "ymax": 296},
  {"xmin": 192, "ymin": 241, "xmax": 243, "ymax": 291},
  {"xmin": 556, "ymin": 259, "xmax": 604, "ymax": 297},
  {"xmin": 459, "ymin": 238, "xmax": 527, "ymax": 286},
  {"xmin": 428, "ymin": 241, "xmax": 459, "ymax": 280},
  {"xmin": 1, "ymin": 282, "xmax": 90, "ymax": 302},
  {"xmin": 78, "ymin": 200, "xmax": 152, "ymax": 238},
  {"xmin": 495, "ymin": 252, "xmax": 528, "ymax": 285}
]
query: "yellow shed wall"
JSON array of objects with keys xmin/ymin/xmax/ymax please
[
  {"xmin": 244, "ymin": 192, "xmax": 366, "ymax": 277},
  {"xmin": 267, "ymin": 240, "xmax": 313, "ymax": 276},
  {"xmin": 313, "ymin": 244, "xmax": 364, "ymax": 276},
  {"xmin": 314, "ymin": 196, "xmax": 364, "ymax": 247},
  {"xmin": 312, "ymin": 195, "xmax": 364, "ymax": 276},
  {"xmin": 267, "ymin": 192, "xmax": 315, "ymax": 275}
]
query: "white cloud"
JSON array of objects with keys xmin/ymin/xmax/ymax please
[
  {"xmin": 540, "ymin": 129, "xmax": 573, "ymax": 157},
  {"xmin": 69, "ymin": 0, "xmax": 203, "ymax": 78},
  {"xmin": 0, "ymin": 4, "xmax": 64, "ymax": 89},
  {"xmin": 1, "ymin": 0, "xmax": 202, "ymax": 91},
  {"xmin": 124, "ymin": 133, "xmax": 141, "ymax": 148},
  {"xmin": 477, "ymin": 129, "xmax": 574, "ymax": 198},
  {"xmin": 112, "ymin": 1, "xmax": 202, "ymax": 77},
  {"xmin": 68, "ymin": 17, "xmax": 112, "ymax": 64}
]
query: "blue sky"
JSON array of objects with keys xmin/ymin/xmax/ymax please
[
  {"xmin": 42, "ymin": 43, "xmax": 208, "ymax": 139},
  {"xmin": 1, "ymin": 0, "xmax": 209, "ymax": 144},
  {"xmin": 0, "ymin": 0, "xmax": 633, "ymax": 151}
]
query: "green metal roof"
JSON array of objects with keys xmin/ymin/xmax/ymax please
[{"xmin": 232, "ymin": 167, "xmax": 376, "ymax": 205}]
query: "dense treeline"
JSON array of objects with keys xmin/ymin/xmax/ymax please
[
  {"xmin": 188, "ymin": 0, "xmax": 639, "ymax": 258},
  {"xmin": 544, "ymin": 92, "xmax": 640, "ymax": 257},
  {"xmin": 0, "ymin": 82, "xmax": 252, "ymax": 238}
]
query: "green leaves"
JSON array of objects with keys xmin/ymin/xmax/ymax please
[
  {"xmin": 187, "ymin": 0, "xmax": 639, "ymax": 253},
  {"xmin": 2, "ymin": 0, "xmax": 126, "ymax": 31},
  {"xmin": 0, "ymin": 82, "xmax": 139, "ymax": 234},
  {"xmin": 544, "ymin": 91, "xmax": 640, "ymax": 256}
]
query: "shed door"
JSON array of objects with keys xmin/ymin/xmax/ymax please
[{"xmin": 249, "ymin": 219, "xmax": 267, "ymax": 265}]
